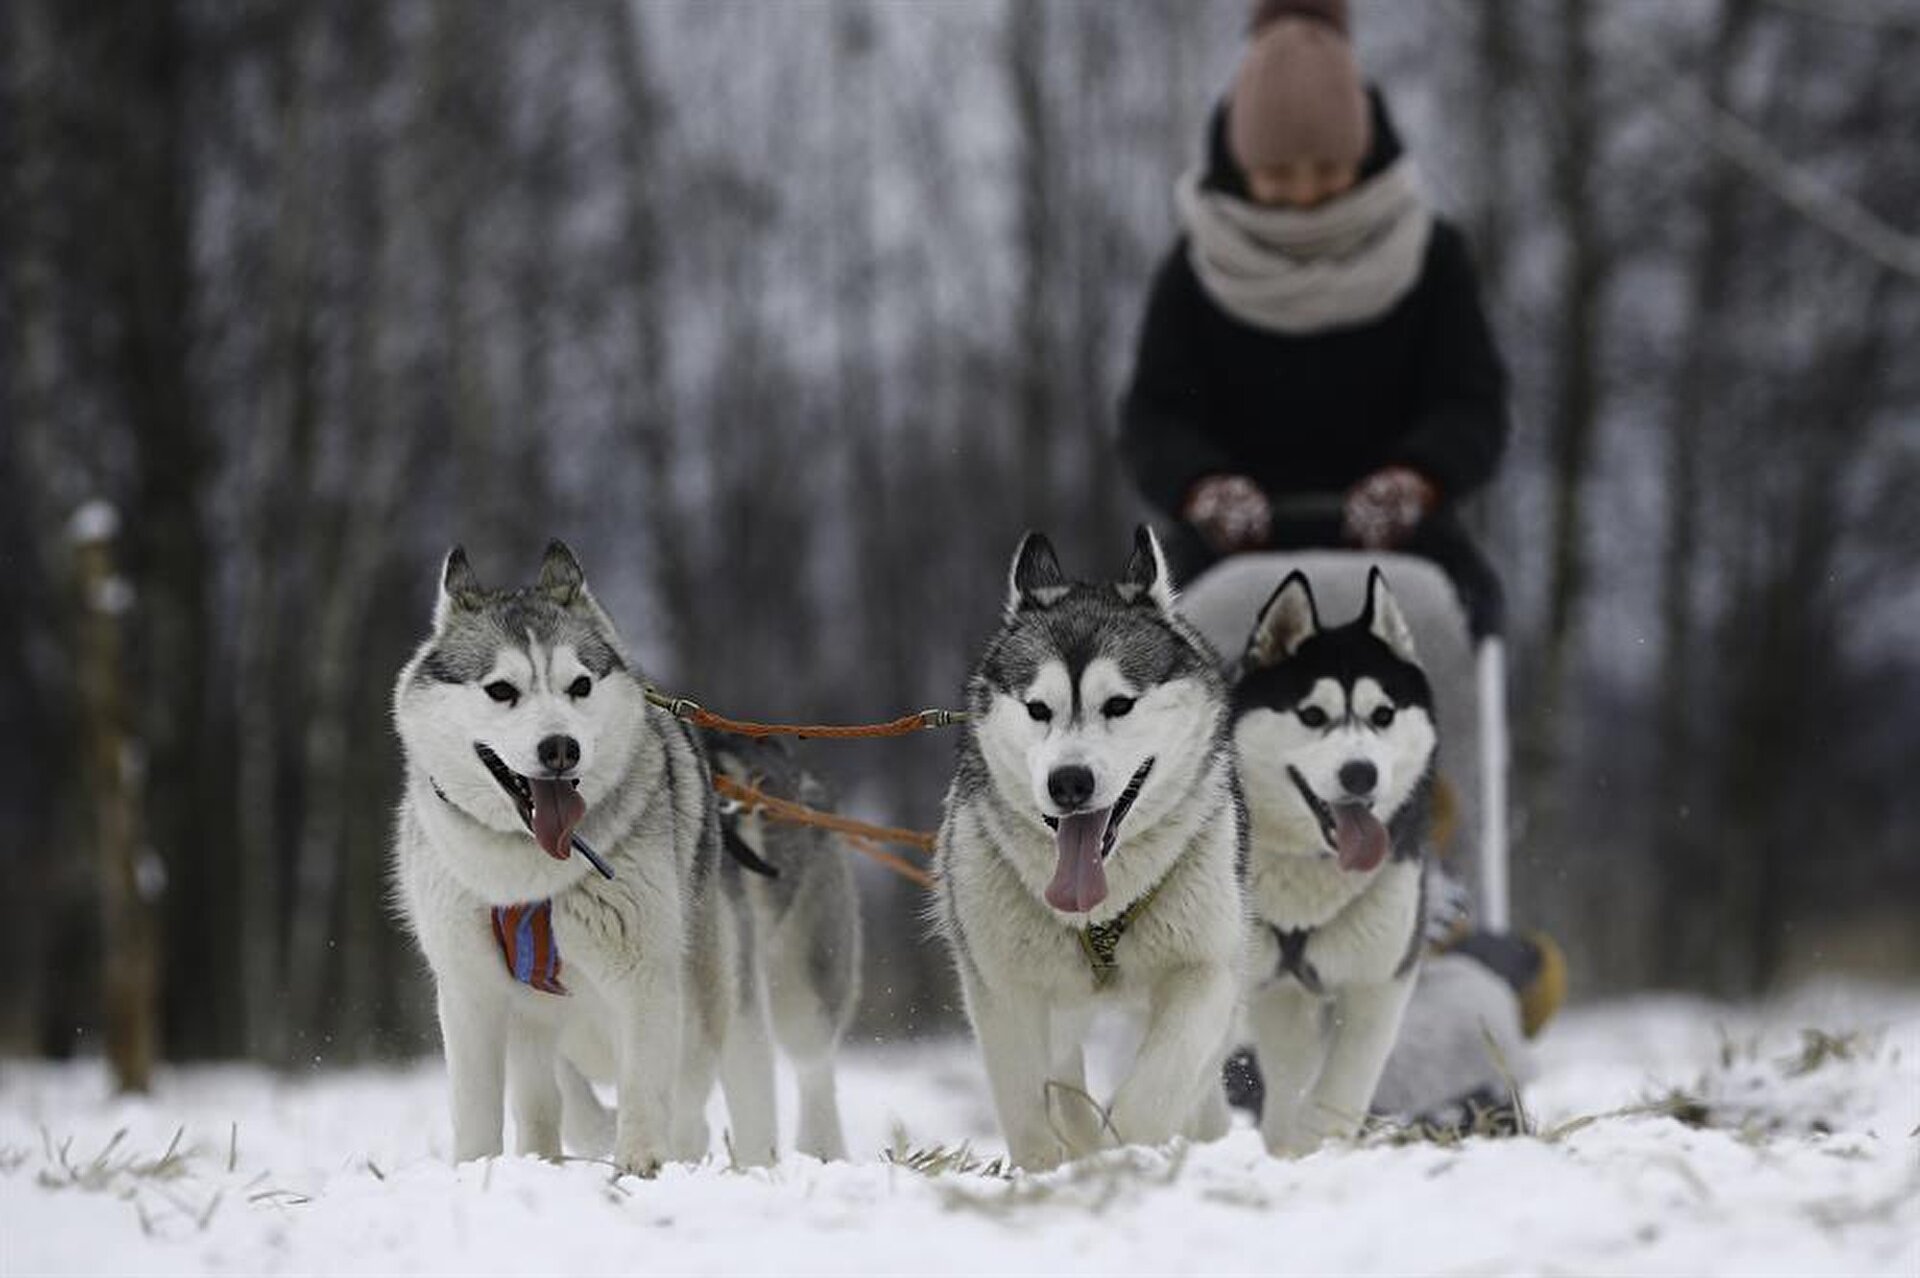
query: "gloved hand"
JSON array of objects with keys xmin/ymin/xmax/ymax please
[
  {"xmin": 1184, "ymin": 474, "xmax": 1272, "ymax": 554},
  {"xmin": 1342, "ymin": 467, "xmax": 1438, "ymax": 550}
]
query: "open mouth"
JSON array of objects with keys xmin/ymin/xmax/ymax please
[
  {"xmin": 1286, "ymin": 765, "xmax": 1388, "ymax": 873},
  {"xmin": 1042, "ymin": 757, "xmax": 1155, "ymax": 915},
  {"xmin": 473, "ymin": 743, "xmax": 612, "ymax": 879}
]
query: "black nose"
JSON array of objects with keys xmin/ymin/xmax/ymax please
[
  {"xmin": 538, "ymin": 735, "xmax": 581, "ymax": 773},
  {"xmin": 1338, "ymin": 760, "xmax": 1377, "ymax": 797},
  {"xmin": 1047, "ymin": 765, "xmax": 1096, "ymax": 811}
]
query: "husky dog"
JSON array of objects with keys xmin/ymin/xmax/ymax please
[
  {"xmin": 699, "ymin": 732, "xmax": 862, "ymax": 1161},
  {"xmin": 1232, "ymin": 567, "xmax": 1436, "ymax": 1154},
  {"xmin": 934, "ymin": 527, "xmax": 1246, "ymax": 1170},
  {"xmin": 391, "ymin": 541, "xmax": 803, "ymax": 1172}
]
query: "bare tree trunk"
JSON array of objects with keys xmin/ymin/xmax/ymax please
[
  {"xmin": 286, "ymin": 421, "xmax": 420, "ymax": 1053},
  {"xmin": 0, "ymin": 0, "xmax": 75, "ymax": 1055},
  {"xmin": 1008, "ymin": 0, "xmax": 1057, "ymax": 531},
  {"xmin": 1522, "ymin": 0, "xmax": 1607, "ymax": 843},
  {"xmin": 1653, "ymin": 0, "xmax": 1758, "ymax": 987},
  {"xmin": 1469, "ymin": 0, "xmax": 1519, "ymax": 304},
  {"xmin": 93, "ymin": 0, "xmax": 236, "ymax": 1057},
  {"xmin": 1719, "ymin": 273, "xmax": 1892, "ymax": 994},
  {"xmin": 333, "ymin": 1, "xmax": 404, "ymax": 1060},
  {"xmin": 605, "ymin": 1, "xmax": 690, "ymax": 669},
  {"xmin": 282, "ymin": 3, "xmax": 422, "ymax": 1056},
  {"xmin": 1071, "ymin": 5, "xmax": 1125, "ymax": 550},
  {"xmin": 73, "ymin": 511, "xmax": 160, "ymax": 1092},
  {"xmin": 235, "ymin": 5, "xmax": 320, "ymax": 1060},
  {"xmin": 832, "ymin": 3, "xmax": 910, "ymax": 710}
]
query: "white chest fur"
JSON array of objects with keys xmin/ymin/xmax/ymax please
[{"xmin": 1249, "ymin": 851, "xmax": 1421, "ymax": 990}]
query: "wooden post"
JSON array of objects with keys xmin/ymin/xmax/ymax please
[{"xmin": 70, "ymin": 502, "xmax": 160, "ymax": 1093}]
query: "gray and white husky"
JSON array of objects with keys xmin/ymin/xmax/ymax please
[
  {"xmin": 700, "ymin": 732, "xmax": 862, "ymax": 1161},
  {"xmin": 934, "ymin": 527, "xmax": 1247, "ymax": 1170},
  {"xmin": 391, "ymin": 540, "xmax": 851, "ymax": 1172},
  {"xmin": 1231, "ymin": 567, "xmax": 1436, "ymax": 1154}
]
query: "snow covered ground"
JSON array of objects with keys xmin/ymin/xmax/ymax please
[{"xmin": 5, "ymin": 982, "xmax": 1917, "ymax": 1276}]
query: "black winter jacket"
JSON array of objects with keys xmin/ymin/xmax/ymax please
[{"xmin": 1119, "ymin": 94, "xmax": 1509, "ymax": 536}]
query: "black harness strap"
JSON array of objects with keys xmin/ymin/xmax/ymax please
[
  {"xmin": 1270, "ymin": 924, "xmax": 1324, "ymax": 995},
  {"xmin": 1077, "ymin": 878, "xmax": 1167, "ymax": 988}
]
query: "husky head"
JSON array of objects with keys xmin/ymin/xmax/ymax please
[
  {"xmin": 1233, "ymin": 568, "xmax": 1435, "ymax": 872},
  {"xmin": 966, "ymin": 526, "xmax": 1225, "ymax": 916},
  {"xmin": 394, "ymin": 540, "xmax": 642, "ymax": 862}
]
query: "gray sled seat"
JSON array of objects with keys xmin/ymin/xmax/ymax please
[{"xmin": 1177, "ymin": 550, "xmax": 1509, "ymax": 927}]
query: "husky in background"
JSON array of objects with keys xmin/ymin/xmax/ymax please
[
  {"xmin": 700, "ymin": 732, "xmax": 862, "ymax": 1161},
  {"xmin": 1231, "ymin": 567, "xmax": 1435, "ymax": 1154},
  {"xmin": 934, "ymin": 527, "xmax": 1247, "ymax": 1170},
  {"xmin": 391, "ymin": 541, "xmax": 808, "ymax": 1172}
]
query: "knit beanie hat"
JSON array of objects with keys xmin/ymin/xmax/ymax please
[
  {"xmin": 1229, "ymin": 3, "xmax": 1371, "ymax": 171},
  {"xmin": 1247, "ymin": 0, "xmax": 1349, "ymax": 36}
]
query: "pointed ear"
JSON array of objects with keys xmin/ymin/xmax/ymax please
[
  {"xmin": 1362, "ymin": 567, "xmax": 1420, "ymax": 663},
  {"xmin": 1006, "ymin": 532, "xmax": 1067, "ymax": 615},
  {"xmin": 433, "ymin": 545, "xmax": 480, "ymax": 630},
  {"xmin": 1245, "ymin": 570, "xmax": 1319, "ymax": 668},
  {"xmin": 538, "ymin": 539, "xmax": 586, "ymax": 606},
  {"xmin": 1121, "ymin": 524, "xmax": 1176, "ymax": 611}
]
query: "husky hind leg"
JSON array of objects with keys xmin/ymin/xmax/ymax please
[
  {"xmin": 669, "ymin": 1012, "xmax": 720, "ymax": 1163},
  {"xmin": 1248, "ymin": 980, "xmax": 1329, "ymax": 1156},
  {"xmin": 768, "ymin": 806, "xmax": 863, "ymax": 1161},
  {"xmin": 507, "ymin": 1021, "xmax": 563, "ymax": 1159},
  {"xmin": 556, "ymin": 1059, "xmax": 613, "ymax": 1157},
  {"xmin": 767, "ymin": 972, "xmax": 853, "ymax": 1161},
  {"xmin": 717, "ymin": 972, "xmax": 779, "ymax": 1167}
]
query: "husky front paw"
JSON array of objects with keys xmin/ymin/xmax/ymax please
[
  {"xmin": 1259, "ymin": 1104, "xmax": 1325, "ymax": 1158},
  {"xmin": 614, "ymin": 1151, "xmax": 664, "ymax": 1179},
  {"xmin": 1263, "ymin": 1101, "xmax": 1362, "ymax": 1157},
  {"xmin": 614, "ymin": 1119, "xmax": 673, "ymax": 1178},
  {"xmin": 1108, "ymin": 1091, "xmax": 1183, "ymax": 1150},
  {"xmin": 1007, "ymin": 1138, "xmax": 1069, "ymax": 1173}
]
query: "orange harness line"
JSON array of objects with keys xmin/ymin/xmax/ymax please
[
  {"xmin": 648, "ymin": 686, "xmax": 964, "ymax": 888},
  {"xmin": 645, "ymin": 687, "xmax": 970, "ymax": 741},
  {"xmin": 711, "ymin": 774, "xmax": 937, "ymax": 889}
]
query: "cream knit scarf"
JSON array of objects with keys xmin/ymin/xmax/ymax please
[{"xmin": 1176, "ymin": 155, "xmax": 1433, "ymax": 334}]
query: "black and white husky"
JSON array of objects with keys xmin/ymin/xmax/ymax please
[
  {"xmin": 934, "ymin": 528, "xmax": 1247, "ymax": 1170},
  {"xmin": 390, "ymin": 541, "xmax": 854, "ymax": 1172},
  {"xmin": 1232, "ymin": 567, "xmax": 1436, "ymax": 1154}
]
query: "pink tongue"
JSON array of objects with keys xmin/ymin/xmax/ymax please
[
  {"xmin": 1044, "ymin": 809, "xmax": 1111, "ymax": 914},
  {"xmin": 1334, "ymin": 804, "xmax": 1389, "ymax": 872},
  {"xmin": 529, "ymin": 778, "xmax": 586, "ymax": 861}
]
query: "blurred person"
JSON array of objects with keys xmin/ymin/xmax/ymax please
[{"xmin": 1119, "ymin": 0, "xmax": 1507, "ymax": 640}]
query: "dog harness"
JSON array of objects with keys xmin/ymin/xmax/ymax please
[
  {"xmin": 1077, "ymin": 878, "xmax": 1167, "ymax": 988},
  {"xmin": 492, "ymin": 900, "xmax": 567, "ymax": 995},
  {"xmin": 1269, "ymin": 924, "xmax": 1325, "ymax": 995}
]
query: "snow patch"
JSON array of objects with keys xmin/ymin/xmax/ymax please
[{"xmin": 4, "ymin": 988, "xmax": 1916, "ymax": 1276}]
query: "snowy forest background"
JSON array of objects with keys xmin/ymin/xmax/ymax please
[{"xmin": 2, "ymin": 0, "xmax": 1916, "ymax": 1080}]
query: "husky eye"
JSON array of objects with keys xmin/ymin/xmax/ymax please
[
  {"xmin": 1102, "ymin": 696, "xmax": 1135, "ymax": 719},
  {"xmin": 484, "ymin": 681, "xmax": 519, "ymax": 706},
  {"xmin": 1026, "ymin": 701, "xmax": 1053, "ymax": 723},
  {"xmin": 1370, "ymin": 705, "xmax": 1396, "ymax": 729},
  {"xmin": 568, "ymin": 675, "xmax": 592, "ymax": 699},
  {"xmin": 1297, "ymin": 705, "xmax": 1329, "ymax": 729}
]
